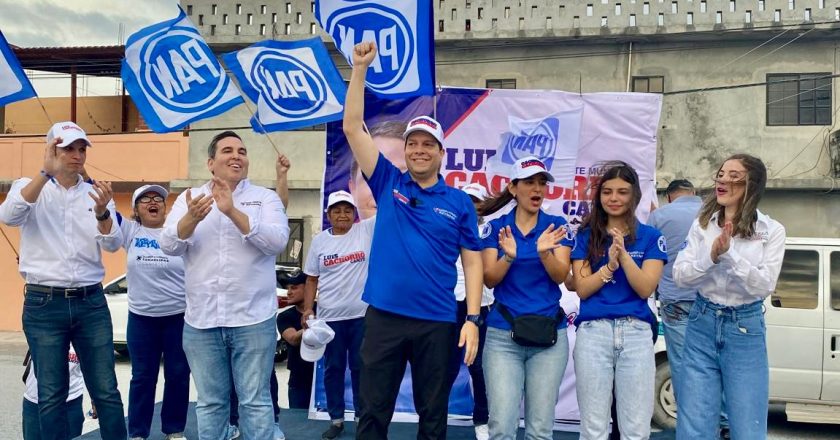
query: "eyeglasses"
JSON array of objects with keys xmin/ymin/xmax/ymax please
[{"xmin": 138, "ymin": 195, "xmax": 164, "ymax": 203}]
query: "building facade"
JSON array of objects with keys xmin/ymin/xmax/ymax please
[{"xmin": 180, "ymin": 0, "xmax": 840, "ymax": 238}]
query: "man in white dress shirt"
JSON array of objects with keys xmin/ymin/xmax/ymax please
[
  {"xmin": 160, "ymin": 131, "xmax": 290, "ymax": 440},
  {"xmin": 0, "ymin": 121, "xmax": 126, "ymax": 440}
]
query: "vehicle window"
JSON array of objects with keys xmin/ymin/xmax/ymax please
[
  {"xmin": 831, "ymin": 251, "xmax": 840, "ymax": 310},
  {"xmin": 771, "ymin": 249, "xmax": 819, "ymax": 309}
]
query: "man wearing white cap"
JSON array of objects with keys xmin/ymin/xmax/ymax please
[
  {"xmin": 117, "ymin": 184, "xmax": 190, "ymax": 440},
  {"xmin": 344, "ymin": 42, "xmax": 484, "ymax": 440},
  {"xmin": 160, "ymin": 131, "xmax": 290, "ymax": 440},
  {"xmin": 302, "ymin": 190, "xmax": 374, "ymax": 439},
  {"xmin": 0, "ymin": 121, "xmax": 127, "ymax": 440}
]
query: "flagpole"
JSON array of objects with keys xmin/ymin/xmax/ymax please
[
  {"xmin": 0, "ymin": 226, "xmax": 19, "ymax": 261},
  {"xmin": 237, "ymin": 97, "xmax": 282, "ymax": 155}
]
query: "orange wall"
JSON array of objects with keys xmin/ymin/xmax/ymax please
[
  {"xmin": 3, "ymin": 96, "xmax": 141, "ymax": 135},
  {"xmin": 0, "ymin": 132, "xmax": 189, "ymax": 331}
]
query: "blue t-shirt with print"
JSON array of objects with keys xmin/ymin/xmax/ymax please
[
  {"xmin": 482, "ymin": 209, "xmax": 574, "ymax": 331},
  {"xmin": 571, "ymin": 222, "xmax": 668, "ymax": 326},
  {"xmin": 362, "ymin": 154, "xmax": 482, "ymax": 323}
]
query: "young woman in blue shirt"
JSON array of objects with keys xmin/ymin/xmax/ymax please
[
  {"xmin": 570, "ymin": 161, "xmax": 666, "ymax": 440},
  {"xmin": 480, "ymin": 156, "xmax": 573, "ymax": 440}
]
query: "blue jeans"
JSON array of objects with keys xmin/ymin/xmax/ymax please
[
  {"xmin": 676, "ymin": 296, "xmax": 767, "ymax": 440},
  {"xmin": 661, "ymin": 300, "xmax": 728, "ymax": 430},
  {"xmin": 22, "ymin": 286, "xmax": 126, "ymax": 440},
  {"xmin": 323, "ymin": 318, "xmax": 364, "ymax": 421},
  {"xmin": 183, "ymin": 317, "xmax": 277, "ymax": 440},
  {"xmin": 22, "ymin": 396, "xmax": 83, "ymax": 440},
  {"xmin": 127, "ymin": 312, "xmax": 190, "ymax": 438},
  {"xmin": 483, "ymin": 327, "xmax": 569, "ymax": 440},
  {"xmin": 574, "ymin": 318, "xmax": 654, "ymax": 440}
]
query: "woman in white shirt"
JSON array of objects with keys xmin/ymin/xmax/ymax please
[
  {"xmin": 673, "ymin": 154, "xmax": 785, "ymax": 440},
  {"xmin": 302, "ymin": 191, "xmax": 373, "ymax": 440},
  {"xmin": 120, "ymin": 185, "xmax": 190, "ymax": 440}
]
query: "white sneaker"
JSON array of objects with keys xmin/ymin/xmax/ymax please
[
  {"xmin": 474, "ymin": 424, "xmax": 489, "ymax": 440},
  {"xmin": 274, "ymin": 422, "xmax": 286, "ymax": 440},
  {"xmin": 164, "ymin": 434, "xmax": 187, "ymax": 440},
  {"xmin": 226, "ymin": 424, "xmax": 241, "ymax": 440}
]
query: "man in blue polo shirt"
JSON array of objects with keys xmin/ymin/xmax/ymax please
[{"xmin": 343, "ymin": 41, "xmax": 484, "ymax": 440}]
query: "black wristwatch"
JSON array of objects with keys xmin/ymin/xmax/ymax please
[
  {"xmin": 95, "ymin": 210, "xmax": 111, "ymax": 222},
  {"xmin": 466, "ymin": 314, "xmax": 484, "ymax": 327}
]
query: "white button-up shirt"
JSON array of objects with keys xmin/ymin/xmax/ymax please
[
  {"xmin": 673, "ymin": 210, "xmax": 786, "ymax": 307},
  {"xmin": 160, "ymin": 179, "xmax": 289, "ymax": 329},
  {"xmin": 0, "ymin": 176, "xmax": 121, "ymax": 287}
]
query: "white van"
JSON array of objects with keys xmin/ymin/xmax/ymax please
[{"xmin": 652, "ymin": 237, "xmax": 840, "ymax": 428}]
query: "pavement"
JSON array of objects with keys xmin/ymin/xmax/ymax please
[{"xmin": 1, "ymin": 331, "xmax": 837, "ymax": 439}]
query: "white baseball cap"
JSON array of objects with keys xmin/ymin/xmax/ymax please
[
  {"xmin": 46, "ymin": 122, "xmax": 91, "ymax": 148},
  {"xmin": 461, "ymin": 183, "xmax": 489, "ymax": 201},
  {"xmin": 300, "ymin": 319, "xmax": 335, "ymax": 362},
  {"xmin": 404, "ymin": 116, "xmax": 444, "ymax": 148},
  {"xmin": 511, "ymin": 156, "xmax": 554, "ymax": 182},
  {"xmin": 327, "ymin": 190, "xmax": 356, "ymax": 209},
  {"xmin": 132, "ymin": 184, "xmax": 168, "ymax": 206}
]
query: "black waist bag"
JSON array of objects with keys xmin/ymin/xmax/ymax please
[{"xmin": 497, "ymin": 303, "xmax": 565, "ymax": 347}]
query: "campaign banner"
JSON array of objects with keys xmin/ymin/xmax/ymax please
[
  {"xmin": 121, "ymin": 7, "xmax": 243, "ymax": 133},
  {"xmin": 313, "ymin": 87, "xmax": 662, "ymax": 427},
  {"xmin": 223, "ymin": 38, "xmax": 346, "ymax": 133},
  {"xmin": 314, "ymin": 0, "xmax": 435, "ymax": 99},
  {"xmin": 0, "ymin": 30, "xmax": 36, "ymax": 107}
]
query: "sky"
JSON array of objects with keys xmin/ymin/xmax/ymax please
[{"xmin": 0, "ymin": 0, "xmax": 178, "ymax": 96}]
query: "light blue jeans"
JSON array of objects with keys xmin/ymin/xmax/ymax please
[
  {"xmin": 676, "ymin": 296, "xmax": 767, "ymax": 440},
  {"xmin": 483, "ymin": 326, "xmax": 569, "ymax": 440},
  {"xmin": 183, "ymin": 317, "xmax": 277, "ymax": 440},
  {"xmin": 574, "ymin": 318, "xmax": 654, "ymax": 440},
  {"xmin": 661, "ymin": 300, "xmax": 728, "ymax": 429}
]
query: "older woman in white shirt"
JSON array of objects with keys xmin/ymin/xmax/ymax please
[{"xmin": 673, "ymin": 154, "xmax": 785, "ymax": 440}]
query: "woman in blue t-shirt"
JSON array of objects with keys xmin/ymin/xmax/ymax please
[
  {"xmin": 480, "ymin": 156, "xmax": 572, "ymax": 440},
  {"xmin": 570, "ymin": 162, "xmax": 666, "ymax": 440}
]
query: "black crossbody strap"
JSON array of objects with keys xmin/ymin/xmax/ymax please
[{"xmin": 496, "ymin": 302, "xmax": 516, "ymax": 325}]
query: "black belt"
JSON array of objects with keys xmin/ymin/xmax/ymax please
[{"xmin": 25, "ymin": 283, "xmax": 102, "ymax": 298}]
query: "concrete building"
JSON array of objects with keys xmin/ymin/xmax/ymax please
[{"xmin": 181, "ymin": 0, "xmax": 840, "ymax": 241}]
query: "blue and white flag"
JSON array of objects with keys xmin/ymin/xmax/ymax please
[
  {"xmin": 223, "ymin": 38, "xmax": 347, "ymax": 133},
  {"xmin": 315, "ymin": 0, "xmax": 435, "ymax": 99},
  {"xmin": 0, "ymin": 30, "xmax": 36, "ymax": 107},
  {"xmin": 121, "ymin": 7, "xmax": 243, "ymax": 133}
]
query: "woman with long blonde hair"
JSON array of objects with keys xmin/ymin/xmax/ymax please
[{"xmin": 673, "ymin": 154, "xmax": 785, "ymax": 439}]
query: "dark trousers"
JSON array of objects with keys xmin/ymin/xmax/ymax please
[
  {"xmin": 127, "ymin": 312, "xmax": 191, "ymax": 438},
  {"xmin": 324, "ymin": 317, "xmax": 364, "ymax": 421},
  {"xmin": 356, "ymin": 307, "xmax": 457, "ymax": 440},
  {"xmin": 448, "ymin": 301, "xmax": 490, "ymax": 426},
  {"xmin": 288, "ymin": 382, "xmax": 311, "ymax": 409},
  {"xmin": 22, "ymin": 286, "xmax": 127, "ymax": 440},
  {"xmin": 22, "ymin": 396, "xmax": 83, "ymax": 440},
  {"xmin": 230, "ymin": 368, "xmax": 281, "ymax": 425}
]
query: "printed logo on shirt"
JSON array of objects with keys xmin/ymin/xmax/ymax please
[
  {"xmin": 479, "ymin": 223, "xmax": 493, "ymax": 239},
  {"xmin": 392, "ymin": 189, "xmax": 410, "ymax": 205},
  {"xmin": 322, "ymin": 251, "xmax": 366, "ymax": 267},
  {"xmin": 136, "ymin": 255, "xmax": 171, "ymax": 265},
  {"xmin": 679, "ymin": 240, "xmax": 688, "ymax": 251},
  {"xmin": 67, "ymin": 352, "xmax": 80, "ymax": 365},
  {"xmin": 240, "ymin": 201, "xmax": 262, "ymax": 207},
  {"xmin": 628, "ymin": 250, "xmax": 645, "ymax": 259},
  {"xmin": 433, "ymin": 207, "xmax": 457, "ymax": 221},
  {"xmin": 134, "ymin": 237, "xmax": 160, "ymax": 249},
  {"xmin": 752, "ymin": 231, "xmax": 769, "ymax": 242},
  {"xmin": 658, "ymin": 236, "xmax": 667, "ymax": 253}
]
